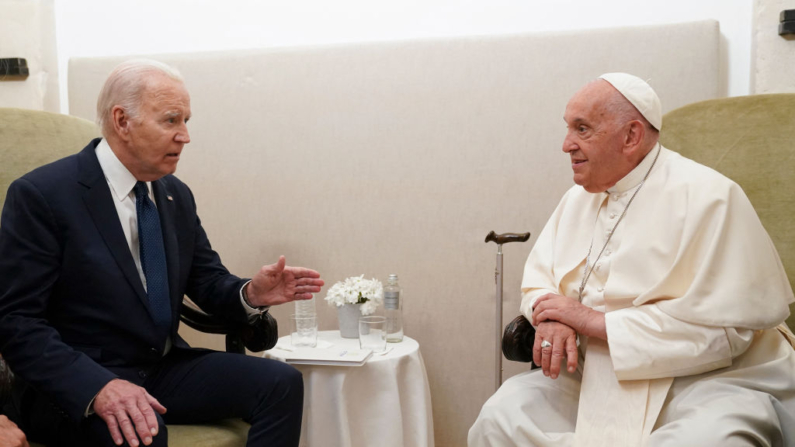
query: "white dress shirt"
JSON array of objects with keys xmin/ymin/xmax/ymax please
[
  {"xmin": 95, "ymin": 139, "xmax": 152, "ymax": 290},
  {"xmin": 95, "ymin": 139, "xmax": 263, "ymax": 318}
]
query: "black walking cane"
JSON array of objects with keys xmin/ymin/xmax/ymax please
[{"xmin": 485, "ymin": 231, "xmax": 531, "ymax": 391}]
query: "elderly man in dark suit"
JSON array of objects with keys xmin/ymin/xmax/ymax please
[{"xmin": 0, "ymin": 59, "xmax": 324, "ymax": 447}]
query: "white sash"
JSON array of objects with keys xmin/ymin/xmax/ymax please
[{"xmin": 573, "ymin": 338, "xmax": 672, "ymax": 447}]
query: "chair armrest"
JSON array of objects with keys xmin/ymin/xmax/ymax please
[
  {"xmin": 179, "ymin": 299, "xmax": 278, "ymax": 353},
  {"xmin": 502, "ymin": 315, "xmax": 536, "ymax": 363},
  {"xmin": 237, "ymin": 312, "xmax": 279, "ymax": 353},
  {"xmin": 179, "ymin": 299, "xmax": 230, "ymax": 334}
]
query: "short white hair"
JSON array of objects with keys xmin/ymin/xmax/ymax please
[{"xmin": 96, "ymin": 59, "xmax": 184, "ymax": 138}]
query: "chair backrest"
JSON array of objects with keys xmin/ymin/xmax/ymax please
[
  {"xmin": 660, "ymin": 94, "xmax": 795, "ymax": 329},
  {"xmin": 0, "ymin": 108, "xmax": 100, "ymax": 214}
]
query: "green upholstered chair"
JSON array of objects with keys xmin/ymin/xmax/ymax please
[
  {"xmin": 660, "ymin": 93, "xmax": 795, "ymax": 331},
  {"xmin": 0, "ymin": 108, "xmax": 274, "ymax": 446},
  {"xmin": 502, "ymin": 93, "xmax": 795, "ymax": 362}
]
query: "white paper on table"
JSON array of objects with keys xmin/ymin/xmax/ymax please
[
  {"xmin": 273, "ymin": 339, "xmax": 334, "ymax": 352},
  {"xmin": 270, "ymin": 340, "xmax": 371, "ymax": 366}
]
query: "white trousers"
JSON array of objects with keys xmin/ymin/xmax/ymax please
[
  {"xmin": 469, "ymin": 330, "xmax": 795, "ymax": 447},
  {"xmin": 468, "ymin": 366, "xmax": 580, "ymax": 447}
]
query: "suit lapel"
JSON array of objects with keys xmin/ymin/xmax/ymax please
[
  {"xmin": 152, "ymin": 178, "xmax": 181, "ymax": 330},
  {"xmin": 77, "ymin": 142, "xmax": 150, "ymax": 309}
]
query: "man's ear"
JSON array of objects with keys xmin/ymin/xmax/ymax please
[
  {"xmin": 623, "ymin": 120, "xmax": 646, "ymax": 154},
  {"xmin": 111, "ymin": 106, "xmax": 131, "ymax": 141}
]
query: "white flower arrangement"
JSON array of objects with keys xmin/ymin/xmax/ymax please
[{"xmin": 324, "ymin": 275, "xmax": 384, "ymax": 316}]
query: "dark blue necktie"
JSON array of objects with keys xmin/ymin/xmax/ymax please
[{"xmin": 134, "ymin": 181, "xmax": 172, "ymax": 337}]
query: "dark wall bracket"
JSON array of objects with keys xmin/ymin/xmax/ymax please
[
  {"xmin": 0, "ymin": 58, "xmax": 29, "ymax": 81},
  {"xmin": 780, "ymin": 10, "xmax": 795, "ymax": 36}
]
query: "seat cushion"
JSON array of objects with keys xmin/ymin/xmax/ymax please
[
  {"xmin": 168, "ymin": 419, "xmax": 249, "ymax": 446},
  {"xmin": 29, "ymin": 419, "xmax": 250, "ymax": 447}
]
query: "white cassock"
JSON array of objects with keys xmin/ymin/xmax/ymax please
[{"xmin": 469, "ymin": 146, "xmax": 795, "ymax": 447}]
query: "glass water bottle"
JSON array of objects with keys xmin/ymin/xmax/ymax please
[{"xmin": 384, "ymin": 274, "xmax": 404, "ymax": 342}]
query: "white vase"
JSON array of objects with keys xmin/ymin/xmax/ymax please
[{"xmin": 337, "ymin": 303, "xmax": 362, "ymax": 338}]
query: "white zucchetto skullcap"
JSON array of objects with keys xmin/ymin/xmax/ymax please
[{"xmin": 598, "ymin": 73, "xmax": 662, "ymax": 130}]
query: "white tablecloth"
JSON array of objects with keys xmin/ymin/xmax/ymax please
[{"xmin": 265, "ymin": 331, "xmax": 434, "ymax": 447}]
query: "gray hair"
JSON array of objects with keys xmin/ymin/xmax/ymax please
[{"xmin": 96, "ymin": 59, "xmax": 184, "ymax": 138}]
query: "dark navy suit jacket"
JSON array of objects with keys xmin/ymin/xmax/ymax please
[{"xmin": 0, "ymin": 139, "xmax": 249, "ymax": 422}]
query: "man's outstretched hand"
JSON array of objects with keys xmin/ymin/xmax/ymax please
[
  {"xmin": 246, "ymin": 256, "xmax": 324, "ymax": 307},
  {"xmin": 94, "ymin": 379, "xmax": 166, "ymax": 446}
]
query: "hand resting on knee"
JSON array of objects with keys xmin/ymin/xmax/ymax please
[{"xmin": 94, "ymin": 379, "xmax": 167, "ymax": 447}]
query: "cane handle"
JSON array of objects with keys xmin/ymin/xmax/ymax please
[{"xmin": 485, "ymin": 231, "xmax": 531, "ymax": 245}]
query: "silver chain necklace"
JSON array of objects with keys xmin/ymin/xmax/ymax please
[{"xmin": 578, "ymin": 143, "xmax": 661, "ymax": 302}]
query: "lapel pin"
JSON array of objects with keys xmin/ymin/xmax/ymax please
[{"xmin": 167, "ymin": 195, "xmax": 173, "ymax": 201}]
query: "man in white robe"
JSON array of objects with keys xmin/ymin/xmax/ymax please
[{"xmin": 468, "ymin": 73, "xmax": 795, "ymax": 447}]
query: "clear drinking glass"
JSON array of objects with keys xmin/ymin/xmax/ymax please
[
  {"xmin": 358, "ymin": 316, "xmax": 387, "ymax": 352},
  {"xmin": 290, "ymin": 314, "xmax": 317, "ymax": 348}
]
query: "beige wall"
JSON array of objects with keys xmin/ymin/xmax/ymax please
[
  {"xmin": 752, "ymin": 0, "xmax": 795, "ymax": 93},
  {"xmin": 0, "ymin": 0, "xmax": 59, "ymax": 111}
]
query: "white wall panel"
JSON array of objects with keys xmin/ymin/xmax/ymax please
[{"xmin": 54, "ymin": 0, "xmax": 751, "ymax": 113}]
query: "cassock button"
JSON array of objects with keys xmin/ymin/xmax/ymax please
[
  {"xmin": 611, "ymin": 194, "xmax": 619, "ymax": 201},
  {"xmin": 597, "ymin": 287, "xmax": 604, "ymax": 292},
  {"xmin": 605, "ymin": 249, "xmax": 611, "ymax": 256},
  {"xmin": 609, "ymin": 212, "xmax": 617, "ymax": 219},
  {"xmin": 595, "ymin": 263, "xmax": 601, "ymax": 272}
]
